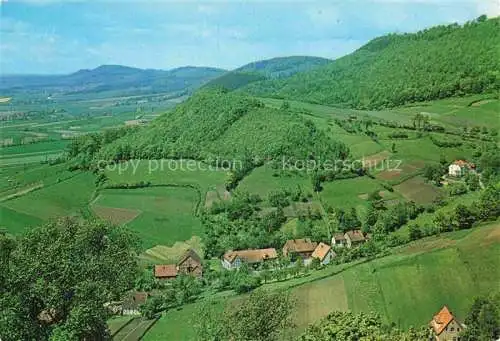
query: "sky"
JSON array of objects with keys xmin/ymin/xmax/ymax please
[{"xmin": 0, "ymin": 0, "xmax": 498, "ymax": 74}]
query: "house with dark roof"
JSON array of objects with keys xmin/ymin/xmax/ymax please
[
  {"xmin": 153, "ymin": 248, "xmax": 203, "ymax": 280},
  {"xmin": 331, "ymin": 233, "xmax": 347, "ymax": 247},
  {"xmin": 344, "ymin": 230, "xmax": 366, "ymax": 248},
  {"xmin": 222, "ymin": 248, "xmax": 278, "ymax": 270},
  {"xmin": 311, "ymin": 242, "xmax": 335, "ymax": 265},
  {"xmin": 429, "ymin": 305, "xmax": 465, "ymax": 341},
  {"xmin": 283, "ymin": 238, "xmax": 318, "ymax": 261},
  {"xmin": 177, "ymin": 249, "xmax": 203, "ymax": 278}
]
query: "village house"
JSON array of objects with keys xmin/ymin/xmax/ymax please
[
  {"xmin": 345, "ymin": 230, "xmax": 366, "ymax": 248},
  {"xmin": 283, "ymin": 238, "xmax": 318, "ymax": 262},
  {"xmin": 429, "ymin": 306, "xmax": 465, "ymax": 341},
  {"xmin": 154, "ymin": 264, "xmax": 178, "ymax": 280},
  {"xmin": 448, "ymin": 160, "xmax": 475, "ymax": 177},
  {"xmin": 177, "ymin": 249, "xmax": 203, "ymax": 278},
  {"xmin": 331, "ymin": 233, "xmax": 347, "ymax": 247},
  {"xmin": 311, "ymin": 242, "xmax": 335, "ymax": 265},
  {"xmin": 222, "ymin": 248, "xmax": 278, "ymax": 270},
  {"xmin": 154, "ymin": 248, "xmax": 203, "ymax": 280}
]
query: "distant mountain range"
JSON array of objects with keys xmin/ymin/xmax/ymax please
[
  {"xmin": 0, "ymin": 56, "xmax": 332, "ymax": 97},
  {"xmin": 0, "ymin": 65, "xmax": 226, "ymax": 96}
]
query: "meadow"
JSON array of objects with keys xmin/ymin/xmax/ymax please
[
  {"xmin": 92, "ymin": 186, "xmax": 203, "ymax": 249},
  {"xmin": 104, "ymin": 159, "xmax": 226, "ymax": 194},
  {"xmin": 0, "ymin": 172, "xmax": 96, "ymax": 232}
]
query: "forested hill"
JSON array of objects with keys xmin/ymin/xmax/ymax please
[
  {"xmin": 202, "ymin": 56, "xmax": 331, "ymax": 91},
  {"xmin": 69, "ymin": 89, "xmax": 348, "ymax": 167},
  {"xmin": 239, "ymin": 16, "xmax": 500, "ymax": 110}
]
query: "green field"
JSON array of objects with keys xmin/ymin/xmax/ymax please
[
  {"xmin": 319, "ymin": 176, "xmax": 400, "ymax": 212},
  {"xmin": 0, "ymin": 172, "xmax": 95, "ymax": 232},
  {"xmin": 92, "ymin": 186, "xmax": 203, "ymax": 249},
  {"xmin": 143, "ymin": 222, "xmax": 499, "ymax": 339},
  {"xmin": 104, "ymin": 159, "xmax": 226, "ymax": 193},
  {"xmin": 237, "ymin": 164, "xmax": 312, "ymax": 198}
]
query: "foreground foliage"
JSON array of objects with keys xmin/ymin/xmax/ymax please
[
  {"xmin": 298, "ymin": 311, "xmax": 428, "ymax": 340},
  {"xmin": 195, "ymin": 289, "xmax": 295, "ymax": 341},
  {"xmin": 0, "ymin": 218, "xmax": 140, "ymax": 341}
]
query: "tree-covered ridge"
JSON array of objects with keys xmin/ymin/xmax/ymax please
[
  {"xmin": 240, "ymin": 16, "xmax": 500, "ymax": 110},
  {"xmin": 203, "ymin": 56, "xmax": 331, "ymax": 91},
  {"xmin": 235, "ymin": 56, "xmax": 331, "ymax": 79},
  {"xmin": 94, "ymin": 89, "xmax": 349, "ymax": 162}
]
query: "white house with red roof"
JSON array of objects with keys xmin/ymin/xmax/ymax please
[{"xmin": 429, "ymin": 305, "xmax": 465, "ymax": 341}]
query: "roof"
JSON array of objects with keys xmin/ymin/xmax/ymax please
[
  {"xmin": 430, "ymin": 306, "xmax": 457, "ymax": 335},
  {"xmin": 283, "ymin": 238, "xmax": 318, "ymax": 253},
  {"xmin": 345, "ymin": 230, "xmax": 366, "ymax": 242},
  {"xmin": 154, "ymin": 264, "xmax": 178, "ymax": 278},
  {"xmin": 452, "ymin": 160, "xmax": 475, "ymax": 168},
  {"xmin": 311, "ymin": 242, "xmax": 334, "ymax": 261},
  {"xmin": 333, "ymin": 233, "xmax": 346, "ymax": 241},
  {"xmin": 178, "ymin": 248, "xmax": 202, "ymax": 266},
  {"xmin": 223, "ymin": 248, "xmax": 278, "ymax": 264}
]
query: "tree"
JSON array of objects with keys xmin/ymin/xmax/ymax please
[
  {"xmin": 477, "ymin": 186, "xmax": 500, "ymax": 220},
  {"xmin": 408, "ymin": 223, "xmax": 423, "ymax": 241},
  {"xmin": 0, "ymin": 217, "xmax": 140, "ymax": 341},
  {"xmin": 194, "ymin": 300, "xmax": 227, "ymax": 341},
  {"xmin": 310, "ymin": 257, "xmax": 321, "ymax": 269},
  {"xmin": 465, "ymin": 172, "xmax": 480, "ymax": 191},
  {"xmin": 311, "ymin": 172, "xmax": 322, "ymax": 192},
  {"xmin": 423, "ymin": 164, "xmax": 443, "ymax": 185},
  {"xmin": 434, "ymin": 211, "xmax": 455, "ymax": 232},
  {"xmin": 140, "ymin": 295, "xmax": 164, "ymax": 319},
  {"xmin": 298, "ymin": 311, "xmax": 428, "ymax": 340},
  {"xmin": 224, "ymin": 289, "xmax": 295, "ymax": 341},
  {"xmin": 461, "ymin": 296, "xmax": 500, "ymax": 341},
  {"xmin": 454, "ymin": 204, "xmax": 475, "ymax": 229}
]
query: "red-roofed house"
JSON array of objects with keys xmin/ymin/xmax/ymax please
[
  {"xmin": 283, "ymin": 238, "xmax": 318, "ymax": 260},
  {"xmin": 429, "ymin": 305, "xmax": 465, "ymax": 341},
  {"xmin": 153, "ymin": 249, "xmax": 203, "ymax": 280},
  {"xmin": 311, "ymin": 242, "xmax": 335, "ymax": 265},
  {"xmin": 222, "ymin": 248, "xmax": 278, "ymax": 270},
  {"xmin": 449, "ymin": 160, "xmax": 475, "ymax": 177},
  {"xmin": 154, "ymin": 264, "xmax": 178, "ymax": 280}
]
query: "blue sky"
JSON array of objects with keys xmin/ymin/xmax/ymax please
[{"xmin": 0, "ymin": 0, "xmax": 498, "ymax": 74}]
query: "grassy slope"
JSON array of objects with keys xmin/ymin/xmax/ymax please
[
  {"xmin": 0, "ymin": 172, "xmax": 95, "ymax": 230},
  {"xmin": 93, "ymin": 187, "xmax": 202, "ymax": 249},
  {"xmin": 143, "ymin": 222, "xmax": 499, "ymax": 339}
]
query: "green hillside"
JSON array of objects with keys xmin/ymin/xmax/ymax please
[
  {"xmin": 240, "ymin": 16, "xmax": 500, "ymax": 109},
  {"xmin": 235, "ymin": 56, "xmax": 331, "ymax": 78},
  {"xmin": 143, "ymin": 222, "xmax": 500, "ymax": 340},
  {"xmin": 96, "ymin": 89, "xmax": 349, "ymax": 162},
  {"xmin": 204, "ymin": 56, "xmax": 330, "ymax": 91}
]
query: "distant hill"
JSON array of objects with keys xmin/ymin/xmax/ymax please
[
  {"xmin": 203, "ymin": 56, "xmax": 330, "ymax": 91},
  {"xmin": 0, "ymin": 65, "xmax": 226, "ymax": 96},
  {"xmin": 94, "ymin": 88, "xmax": 348, "ymax": 162},
  {"xmin": 240, "ymin": 16, "xmax": 500, "ymax": 110}
]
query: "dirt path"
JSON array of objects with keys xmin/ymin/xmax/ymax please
[{"xmin": 0, "ymin": 183, "xmax": 43, "ymax": 202}]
